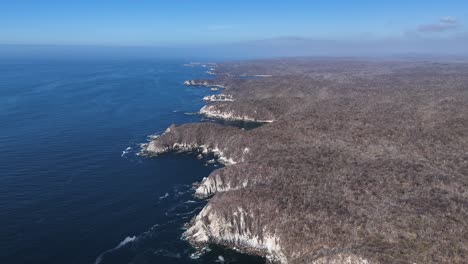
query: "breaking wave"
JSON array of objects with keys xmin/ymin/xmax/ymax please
[
  {"xmin": 94, "ymin": 235, "xmax": 137, "ymax": 264},
  {"xmin": 116, "ymin": 236, "xmax": 136, "ymax": 248},
  {"xmin": 121, "ymin": 147, "xmax": 132, "ymax": 157},
  {"xmin": 159, "ymin": 192, "xmax": 170, "ymax": 200}
]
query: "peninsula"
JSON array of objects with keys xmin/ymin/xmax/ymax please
[{"xmin": 142, "ymin": 58, "xmax": 468, "ymax": 264}]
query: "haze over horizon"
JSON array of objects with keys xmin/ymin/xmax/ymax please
[{"xmin": 2, "ymin": 0, "xmax": 468, "ymax": 58}]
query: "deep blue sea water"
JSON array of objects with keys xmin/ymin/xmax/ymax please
[{"xmin": 0, "ymin": 59, "xmax": 264, "ymax": 264}]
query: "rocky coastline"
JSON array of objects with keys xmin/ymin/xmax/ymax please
[
  {"xmin": 202, "ymin": 94, "xmax": 234, "ymax": 102},
  {"xmin": 142, "ymin": 59, "xmax": 468, "ymax": 264}
]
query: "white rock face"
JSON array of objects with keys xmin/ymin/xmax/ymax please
[
  {"xmin": 184, "ymin": 80, "xmax": 209, "ymax": 86},
  {"xmin": 200, "ymin": 105, "xmax": 274, "ymax": 123},
  {"xmin": 184, "ymin": 205, "xmax": 288, "ymax": 264},
  {"xmin": 202, "ymin": 94, "xmax": 234, "ymax": 102},
  {"xmin": 145, "ymin": 141, "xmax": 170, "ymax": 154},
  {"xmin": 184, "ymin": 80, "xmax": 225, "ymax": 89},
  {"xmin": 194, "ymin": 174, "xmax": 248, "ymax": 198},
  {"xmin": 142, "ymin": 141, "xmax": 237, "ymax": 166}
]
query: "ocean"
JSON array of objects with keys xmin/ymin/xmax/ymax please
[{"xmin": 0, "ymin": 59, "xmax": 264, "ymax": 264}]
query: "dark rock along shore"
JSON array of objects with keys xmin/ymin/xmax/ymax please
[{"xmin": 144, "ymin": 58, "xmax": 468, "ymax": 264}]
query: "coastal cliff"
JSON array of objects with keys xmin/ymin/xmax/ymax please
[
  {"xmin": 184, "ymin": 79, "xmax": 225, "ymax": 89},
  {"xmin": 141, "ymin": 123, "xmax": 248, "ymax": 165},
  {"xmin": 144, "ymin": 59, "xmax": 468, "ymax": 263}
]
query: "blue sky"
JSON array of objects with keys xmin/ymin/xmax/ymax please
[{"xmin": 1, "ymin": 0, "xmax": 467, "ymax": 46}]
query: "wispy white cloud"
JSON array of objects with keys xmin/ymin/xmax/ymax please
[
  {"xmin": 418, "ymin": 16, "xmax": 460, "ymax": 32},
  {"xmin": 441, "ymin": 16, "xmax": 457, "ymax": 24}
]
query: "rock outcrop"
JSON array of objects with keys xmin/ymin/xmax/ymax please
[
  {"xmin": 184, "ymin": 203, "xmax": 288, "ymax": 263},
  {"xmin": 184, "ymin": 79, "xmax": 225, "ymax": 89},
  {"xmin": 202, "ymin": 94, "xmax": 234, "ymax": 102},
  {"xmin": 193, "ymin": 163, "xmax": 279, "ymax": 198},
  {"xmin": 200, "ymin": 104, "xmax": 274, "ymax": 123}
]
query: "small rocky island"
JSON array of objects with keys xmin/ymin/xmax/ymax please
[{"xmin": 142, "ymin": 58, "xmax": 468, "ymax": 263}]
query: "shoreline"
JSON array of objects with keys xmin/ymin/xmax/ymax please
[
  {"xmin": 140, "ymin": 62, "xmax": 279, "ymax": 261},
  {"xmin": 142, "ymin": 58, "xmax": 468, "ymax": 264}
]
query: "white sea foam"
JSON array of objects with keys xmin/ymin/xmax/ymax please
[
  {"xmin": 95, "ymin": 255, "xmax": 104, "ymax": 264},
  {"xmin": 116, "ymin": 236, "xmax": 136, "ymax": 248},
  {"xmin": 190, "ymin": 252, "xmax": 203, "ymax": 259},
  {"xmin": 175, "ymin": 207, "xmax": 203, "ymax": 216},
  {"xmin": 189, "ymin": 246, "xmax": 212, "ymax": 259},
  {"xmin": 147, "ymin": 134, "xmax": 160, "ymax": 140},
  {"xmin": 94, "ymin": 235, "xmax": 137, "ymax": 264},
  {"xmin": 121, "ymin": 146, "xmax": 132, "ymax": 157},
  {"xmin": 216, "ymin": 255, "xmax": 225, "ymax": 263},
  {"xmin": 159, "ymin": 192, "xmax": 170, "ymax": 200}
]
